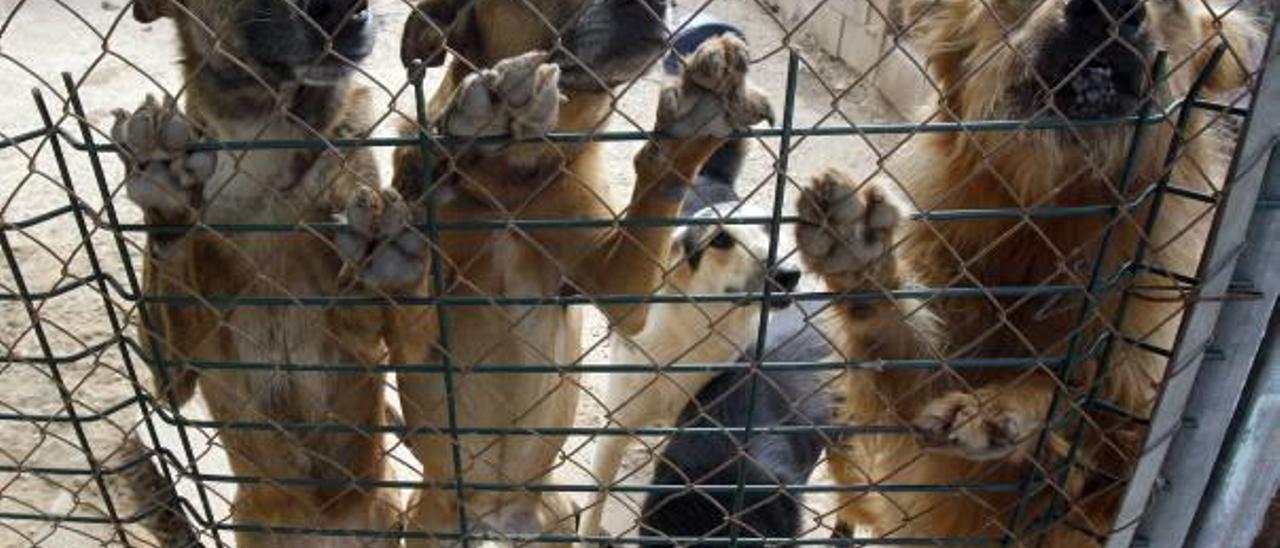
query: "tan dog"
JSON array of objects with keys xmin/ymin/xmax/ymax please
[
  {"xmin": 117, "ymin": 1, "xmax": 418, "ymax": 546},
  {"xmin": 794, "ymin": 0, "xmax": 1260, "ymax": 543},
  {"xmin": 390, "ymin": 1, "xmax": 773, "ymax": 544},
  {"xmin": 582, "ymin": 204, "xmax": 801, "ymax": 537}
]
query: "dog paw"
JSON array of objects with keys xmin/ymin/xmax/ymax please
[
  {"xmin": 656, "ymin": 35, "xmax": 774, "ymax": 138},
  {"xmin": 336, "ymin": 187, "xmax": 429, "ymax": 292},
  {"xmin": 796, "ymin": 169, "xmax": 900, "ymax": 278},
  {"xmin": 441, "ymin": 51, "xmax": 563, "ymax": 140},
  {"xmin": 112, "ymin": 95, "xmax": 216, "ymax": 222},
  {"xmin": 913, "ymin": 391, "xmax": 1039, "ymax": 461}
]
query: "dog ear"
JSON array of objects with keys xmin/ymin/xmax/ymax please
[
  {"xmin": 679, "ymin": 225, "xmax": 706, "ymax": 271},
  {"xmin": 898, "ymin": 0, "xmax": 978, "ymax": 91},
  {"xmin": 898, "ymin": 0, "xmax": 943, "ymax": 35},
  {"xmin": 667, "ymin": 234, "xmax": 692, "ymax": 270},
  {"xmin": 402, "ymin": 0, "xmax": 478, "ymax": 69},
  {"xmin": 132, "ymin": 0, "xmax": 175, "ymax": 23}
]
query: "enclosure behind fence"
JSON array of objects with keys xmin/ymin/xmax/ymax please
[{"xmin": 1, "ymin": 0, "xmax": 1278, "ymax": 547}]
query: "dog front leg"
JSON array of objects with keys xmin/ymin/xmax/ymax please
[
  {"xmin": 795, "ymin": 169, "xmax": 943, "ymax": 361},
  {"xmin": 913, "ymin": 374, "xmax": 1062, "ymax": 464},
  {"xmin": 582, "ymin": 374, "xmax": 673, "ymax": 537},
  {"xmin": 113, "ymin": 95, "xmax": 219, "ymax": 408},
  {"xmin": 573, "ymin": 35, "xmax": 774, "ymax": 335}
]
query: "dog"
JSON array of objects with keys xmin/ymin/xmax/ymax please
[
  {"xmin": 585, "ymin": 21, "xmax": 835, "ymax": 534},
  {"xmin": 114, "ymin": 1, "xmax": 417, "ymax": 546},
  {"xmin": 619, "ymin": 102, "xmax": 836, "ymax": 545},
  {"xmin": 638, "ymin": 365, "xmax": 832, "ymax": 546},
  {"xmin": 794, "ymin": 0, "xmax": 1261, "ymax": 543},
  {"xmin": 634, "ymin": 298, "xmax": 837, "ymax": 545},
  {"xmin": 581, "ymin": 196, "xmax": 803, "ymax": 537},
  {"xmin": 390, "ymin": 1, "xmax": 774, "ymax": 545}
]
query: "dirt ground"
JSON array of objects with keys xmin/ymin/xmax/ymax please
[{"xmin": 0, "ymin": 0, "xmax": 897, "ymax": 546}]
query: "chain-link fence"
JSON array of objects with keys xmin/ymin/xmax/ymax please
[{"xmin": 1, "ymin": 0, "xmax": 1277, "ymax": 546}]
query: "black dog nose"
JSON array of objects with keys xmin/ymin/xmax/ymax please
[
  {"xmin": 305, "ymin": 0, "xmax": 370, "ymax": 31},
  {"xmin": 769, "ymin": 268, "xmax": 802, "ymax": 293},
  {"xmin": 1066, "ymin": 0, "xmax": 1145, "ymax": 33}
]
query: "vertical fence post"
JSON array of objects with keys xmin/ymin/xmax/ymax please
[
  {"xmin": 1131, "ymin": 12, "xmax": 1280, "ymax": 545},
  {"xmin": 59, "ymin": 75, "xmax": 227, "ymax": 547},
  {"xmin": 408, "ymin": 60, "xmax": 470, "ymax": 547},
  {"xmin": 39, "ymin": 77, "xmax": 205, "ymax": 545},
  {"xmin": 1107, "ymin": 11, "xmax": 1280, "ymax": 547},
  {"xmin": 1035, "ymin": 47, "xmax": 1233, "ymax": 545},
  {"xmin": 727, "ymin": 50, "xmax": 799, "ymax": 548},
  {"xmin": 4, "ymin": 92, "xmax": 131, "ymax": 547},
  {"xmin": 1005, "ymin": 53, "xmax": 1165, "ymax": 546}
]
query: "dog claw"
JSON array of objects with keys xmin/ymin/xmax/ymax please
[
  {"xmin": 113, "ymin": 94, "xmax": 214, "ymax": 224},
  {"xmin": 656, "ymin": 35, "xmax": 773, "ymax": 138},
  {"xmin": 338, "ymin": 188, "xmax": 429, "ymax": 292},
  {"xmin": 796, "ymin": 169, "xmax": 901, "ymax": 277},
  {"xmin": 913, "ymin": 391, "xmax": 1036, "ymax": 462},
  {"xmin": 442, "ymin": 51, "xmax": 563, "ymax": 141}
]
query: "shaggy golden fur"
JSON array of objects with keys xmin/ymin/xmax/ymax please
[
  {"xmin": 390, "ymin": 2, "xmax": 772, "ymax": 545},
  {"xmin": 795, "ymin": 0, "xmax": 1261, "ymax": 544}
]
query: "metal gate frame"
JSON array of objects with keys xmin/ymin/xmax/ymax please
[{"xmin": 1115, "ymin": 9, "xmax": 1280, "ymax": 547}]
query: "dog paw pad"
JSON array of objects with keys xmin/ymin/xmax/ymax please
[
  {"xmin": 796, "ymin": 169, "xmax": 901, "ymax": 277},
  {"xmin": 337, "ymin": 187, "xmax": 429, "ymax": 292}
]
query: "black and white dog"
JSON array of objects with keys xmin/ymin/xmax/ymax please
[
  {"xmin": 636, "ymin": 321, "xmax": 835, "ymax": 544},
  {"xmin": 584, "ymin": 16, "xmax": 837, "ymax": 543},
  {"xmin": 586, "ymin": 134, "xmax": 836, "ymax": 544},
  {"xmin": 580, "ymin": 113, "xmax": 808, "ymax": 540}
]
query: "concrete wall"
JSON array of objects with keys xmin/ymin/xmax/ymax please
[{"xmin": 762, "ymin": 0, "xmax": 936, "ymax": 118}]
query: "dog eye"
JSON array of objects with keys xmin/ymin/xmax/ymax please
[{"xmin": 709, "ymin": 230, "xmax": 735, "ymax": 249}]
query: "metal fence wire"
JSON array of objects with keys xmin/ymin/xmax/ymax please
[{"xmin": 0, "ymin": 0, "xmax": 1277, "ymax": 546}]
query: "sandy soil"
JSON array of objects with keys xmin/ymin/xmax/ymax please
[{"xmin": 0, "ymin": 0, "xmax": 897, "ymax": 546}]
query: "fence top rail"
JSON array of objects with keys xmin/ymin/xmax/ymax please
[
  {"xmin": 0, "ymin": 127, "xmax": 45, "ymax": 151},
  {"xmin": 93, "ymin": 178, "xmax": 1215, "ymax": 236},
  {"xmin": 4, "ymin": 254, "xmax": 1196, "ymax": 304},
  {"xmin": 17, "ymin": 95, "xmax": 1235, "ymax": 154},
  {"xmin": 119, "ymin": 283, "xmax": 1101, "ymax": 307}
]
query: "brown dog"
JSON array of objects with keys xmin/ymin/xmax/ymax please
[
  {"xmin": 117, "ymin": 1, "xmax": 418, "ymax": 546},
  {"xmin": 794, "ymin": 0, "xmax": 1260, "ymax": 544},
  {"xmin": 390, "ymin": 1, "xmax": 772, "ymax": 545}
]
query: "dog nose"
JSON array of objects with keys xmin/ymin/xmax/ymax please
[
  {"xmin": 769, "ymin": 268, "xmax": 802, "ymax": 293},
  {"xmin": 305, "ymin": 0, "xmax": 370, "ymax": 32},
  {"xmin": 1066, "ymin": 0, "xmax": 1145, "ymax": 34}
]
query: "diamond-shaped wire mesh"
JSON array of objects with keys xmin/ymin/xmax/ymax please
[{"xmin": 0, "ymin": 0, "xmax": 1273, "ymax": 546}]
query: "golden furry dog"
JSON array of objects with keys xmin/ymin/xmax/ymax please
[
  {"xmin": 794, "ymin": 0, "xmax": 1260, "ymax": 543},
  {"xmin": 582, "ymin": 203, "xmax": 801, "ymax": 537},
  {"xmin": 116, "ymin": 1, "xmax": 412, "ymax": 545},
  {"xmin": 390, "ymin": 1, "xmax": 773, "ymax": 544}
]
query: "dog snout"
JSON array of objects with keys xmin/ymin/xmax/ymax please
[
  {"xmin": 1037, "ymin": 0, "xmax": 1150, "ymax": 119},
  {"xmin": 1066, "ymin": 0, "xmax": 1145, "ymax": 35},
  {"xmin": 305, "ymin": 0, "xmax": 371, "ymax": 32},
  {"xmin": 767, "ymin": 267, "xmax": 801, "ymax": 309},
  {"xmin": 771, "ymin": 267, "xmax": 801, "ymax": 293}
]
